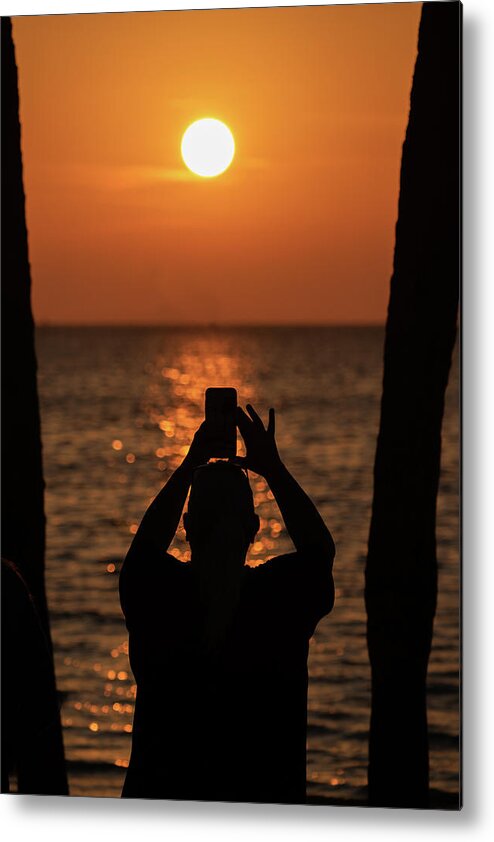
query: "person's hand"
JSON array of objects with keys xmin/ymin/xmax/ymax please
[
  {"xmin": 234, "ymin": 404, "xmax": 283, "ymax": 478},
  {"xmin": 184, "ymin": 420, "xmax": 213, "ymax": 469}
]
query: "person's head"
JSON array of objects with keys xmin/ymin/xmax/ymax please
[
  {"xmin": 183, "ymin": 461, "xmax": 259, "ymax": 653},
  {"xmin": 183, "ymin": 461, "xmax": 259, "ymax": 561}
]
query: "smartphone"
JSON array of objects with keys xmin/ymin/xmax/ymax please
[{"xmin": 205, "ymin": 387, "xmax": 237, "ymax": 458}]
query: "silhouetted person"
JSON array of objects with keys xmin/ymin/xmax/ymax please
[{"xmin": 119, "ymin": 404, "xmax": 335, "ymax": 803}]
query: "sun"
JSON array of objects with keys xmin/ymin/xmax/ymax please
[{"xmin": 181, "ymin": 118, "xmax": 235, "ymax": 178}]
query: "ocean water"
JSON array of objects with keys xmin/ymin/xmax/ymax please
[{"xmin": 36, "ymin": 326, "xmax": 460, "ymax": 804}]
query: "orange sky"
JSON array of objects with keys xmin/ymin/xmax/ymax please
[{"xmin": 13, "ymin": 4, "xmax": 422, "ymax": 325}]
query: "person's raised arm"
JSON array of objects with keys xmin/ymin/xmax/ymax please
[
  {"xmin": 235, "ymin": 405, "xmax": 335, "ymax": 563},
  {"xmin": 123, "ymin": 421, "xmax": 213, "ymax": 561}
]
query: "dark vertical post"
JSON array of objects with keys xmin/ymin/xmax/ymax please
[
  {"xmin": 365, "ymin": 2, "xmax": 460, "ymax": 808},
  {"xmin": 1, "ymin": 16, "xmax": 68, "ymax": 793}
]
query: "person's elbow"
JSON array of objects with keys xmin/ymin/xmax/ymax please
[
  {"xmin": 303, "ymin": 532, "xmax": 335, "ymax": 563},
  {"xmin": 324, "ymin": 571, "xmax": 335, "ymax": 615},
  {"xmin": 318, "ymin": 534, "xmax": 336, "ymax": 572},
  {"xmin": 313, "ymin": 539, "xmax": 336, "ymax": 615},
  {"xmin": 326, "ymin": 534, "xmax": 336, "ymax": 566}
]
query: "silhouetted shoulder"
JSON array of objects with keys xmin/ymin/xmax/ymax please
[
  {"xmin": 251, "ymin": 550, "xmax": 333, "ymax": 585},
  {"xmin": 119, "ymin": 539, "xmax": 191, "ymax": 623},
  {"xmin": 246, "ymin": 550, "xmax": 334, "ymax": 636}
]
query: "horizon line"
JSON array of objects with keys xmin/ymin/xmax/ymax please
[{"xmin": 35, "ymin": 321, "xmax": 386, "ymax": 329}]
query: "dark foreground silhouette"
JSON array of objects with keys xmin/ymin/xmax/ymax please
[
  {"xmin": 1, "ymin": 559, "xmax": 66, "ymax": 794},
  {"xmin": 119, "ymin": 405, "xmax": 335, "ymax": 803},
  {"xmin": 365, "ymin": 1, "xmax": 460, "ymax": 808},
  {"xmin": 1, "ymin": 17, "xmax": 67, "ymax": 793}
]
